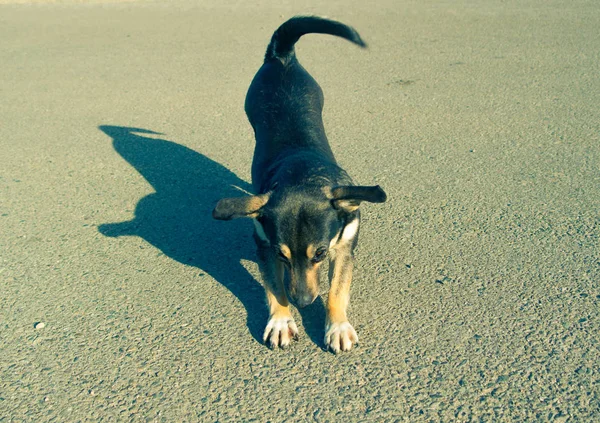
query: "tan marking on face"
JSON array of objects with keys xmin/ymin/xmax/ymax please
[
  {"xmin": 304, "ymin": 266, "xmax": 320, "ymax": 295},
  {"xmin": 306, "ymin": 244, "xmax": 317, "ymax": 259},
  {"xmin": 279, "ymin": 244, "xmax": 291, "ymax": 260},
  {"xmin": 291, "ymin": 264, "xmax": 320, "ymax": 292}
]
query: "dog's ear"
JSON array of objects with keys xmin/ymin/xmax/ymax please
[
  {"xmin": 330, "ymin": 185, "xmax": 387, "ymax": 212},
  {"xmin": 212, "ymin": 193, "xmax": 270, "ymax": 220}
]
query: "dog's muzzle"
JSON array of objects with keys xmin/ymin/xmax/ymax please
[{"xmin": 290, "ymin": 293, "xmax": 318, "ymax": 308}]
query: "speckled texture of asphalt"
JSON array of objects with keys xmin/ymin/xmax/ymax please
[{"xmin": 1, "ymin": 0, "xmax": 599, "ymax": 421}]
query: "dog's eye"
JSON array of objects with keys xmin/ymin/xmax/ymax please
[{"xmin": 312, "ymin": 247, "xmax": 327, "ymax": 263}]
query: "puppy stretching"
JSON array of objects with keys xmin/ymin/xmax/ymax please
[{"xmin": 213, "ymin": 16, "xmax": 387, "ymax": 353}]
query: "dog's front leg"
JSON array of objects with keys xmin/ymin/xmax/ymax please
[
  {"xmin": 325, "ymin": 244, "xmax": 359, "ymax": 353},
  {"xmin": 256, "ymin": 244, "xmax": 299, "ymax": 349}
]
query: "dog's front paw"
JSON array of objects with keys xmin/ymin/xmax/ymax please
[
  {"xmin": 324, "ymin": 321, "xmax": 358, "ymax": 354},
  {"xmin": 263, "ymin": 315, "xmax": 299, "ymax": 349}
]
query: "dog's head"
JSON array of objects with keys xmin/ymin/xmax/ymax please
[{"xmin": 213, "ymin": 185, "xmax": 386, "ymax": 307}]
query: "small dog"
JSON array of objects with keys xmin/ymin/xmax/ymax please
[{"xmin": 213, "ymin": 16, "xmax": 386, "ymax": 353}]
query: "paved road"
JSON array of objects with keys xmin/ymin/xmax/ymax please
[{"xmin": 1, "ymin": 0, "xmax": 598, "ymax": 421}]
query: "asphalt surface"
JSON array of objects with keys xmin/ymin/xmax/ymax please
[{"xmin": 1, "ymin": 0, "xmax": 599, "ymax": 421}]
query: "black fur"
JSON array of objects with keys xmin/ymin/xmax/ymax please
[
  {"xmin": 265, "ymin": 15, "xmax": 366, "ymax": 65},
  {"xmin": 246, "ymin": 16, "xmax": 367, "ymax": 196},
  {"xmin": 214, "ymin": 16, "xmax": 386, "ymax": 309}
]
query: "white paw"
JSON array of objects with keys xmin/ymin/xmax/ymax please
[
  {"xmin": 324, "ymin": 321, "xmax": 358, "ymax": 354},
  {"xmin": 263, "ymin": 315, "xmax": 299, "ymax": 349}
]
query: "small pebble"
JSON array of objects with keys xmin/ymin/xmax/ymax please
[{"xmin": 34, "ymin": 322, "xmax": 45, "ymax": 329}]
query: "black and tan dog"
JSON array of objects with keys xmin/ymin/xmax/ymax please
[{"xmin": 213, "ymin": 16, "xmax": 386, "ymax": 353}]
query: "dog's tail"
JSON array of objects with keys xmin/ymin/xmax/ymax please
[{"xmin": 265, "ymin": 16, "xmax": 366, "ymax": 65}]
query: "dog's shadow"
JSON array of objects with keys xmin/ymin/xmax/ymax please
[{"xmin": 98, "ymin": 126, "xmax": 325, "ymax": 348}]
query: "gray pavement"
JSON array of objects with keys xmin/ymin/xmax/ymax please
[{"xmin": 1, "ymin": 0, "xmax": 599, "ymax": 421}]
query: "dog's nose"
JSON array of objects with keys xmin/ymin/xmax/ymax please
[{"xmin": 293, "ymin": 293, "xmax": 317, "ymax": 308}]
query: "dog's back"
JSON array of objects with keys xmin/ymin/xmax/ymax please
[{"xmin": 245, "ymin": 17, "xmax": 366, "ymax": 193}]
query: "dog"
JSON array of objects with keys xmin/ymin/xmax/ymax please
[{"xmin": 213, "ymin": 16, "xmax": 387, "ymax": 353}]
